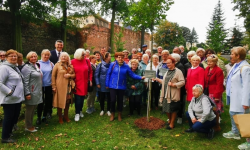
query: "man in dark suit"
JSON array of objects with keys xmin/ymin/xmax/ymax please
[
  {"xmin": 173, "ymin": 47, "xmax": 188, "ymax": 66},
  {"xmin": 50, "ymin": 40, "xmax": 63, "ymax": 65},
  {"xmin": 179, "ymin": 45, "xmax": 187, "ymax": 59}
]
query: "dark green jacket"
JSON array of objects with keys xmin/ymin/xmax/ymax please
[{"xmin": 126, "ymin": 68, "xmax": 144, "ymax": 96}]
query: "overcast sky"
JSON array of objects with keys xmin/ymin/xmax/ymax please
[{"xmin": 165, "ymin": 0, "xmax": 245, "ymax": 43}]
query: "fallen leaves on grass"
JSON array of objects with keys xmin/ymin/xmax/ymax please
[
  {"xmin": 92, "ymin": 140, "xmax": 96, "ymax": 143},
  {"xmin": 114, "ymin": 146, "xmax": 118, "ymax": 149},
  {"xmin": 35, "ymin": 137, "xmax": 39, "ymax": 141}
]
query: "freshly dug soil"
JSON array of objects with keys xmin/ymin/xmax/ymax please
[{"xmin": 134, "ymin": 117, "xmax": 165, "ymax": 130}]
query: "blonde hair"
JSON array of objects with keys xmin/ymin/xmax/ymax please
[
  {"xmin": 26, "ymin": 51, "xmax": 38, "ymax": 61},
  {"xmin": 206, "ymin": 54, "xmax": 218, "ymax": 63},
  {"xmin": 59, "ymin": 52, "xmax": 71, "ymax": 65},
  {"xmin": 162, "ymin": 50, "xmax": 169, "ymax": 54},
  {"xmin": 74, "ymin": 48, "xmax": 86, "ymax": 60},
  {"xmin": 231, "ymin": 46, "xmax": 247, "ymax": 60},
  {"xmin": 191, "ymin": 55, "xmax": 201, "ymax": 61},
  {"xmin": 41, "ymin": 49, "xmax": 51, "ymax": 57},
  {"xmin": 130, "ymin": 59, "xmax": 139, "ymax": 65}
]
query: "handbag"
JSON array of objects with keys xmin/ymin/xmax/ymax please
[{"xmin": 233, "ymin": 109, "xmax": 250, "ymax": 137}]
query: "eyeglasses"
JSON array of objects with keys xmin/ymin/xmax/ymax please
[
  {"xmin": 0, "ymin": 55, "xmax": 5, "ymax": 57},
  {"xmin": 209, "ymin": 54, "xmax": 216, "ymax": 58},
  {"xmin": 8, "ymin": 56, "xmax": 17, "ymax": 58}
]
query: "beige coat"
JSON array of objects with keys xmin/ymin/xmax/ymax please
[
  {"xmin": 52, "ymin": 62, "xmax": 75, "ymax": 109},
  {"xmin": 160, "ymin": 68, "xmax": 185, "ymax": 103}
]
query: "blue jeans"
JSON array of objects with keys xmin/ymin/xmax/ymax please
[
  {"xmin": 74, "ymin": 94, "xmax": 85, "ymax": 114},
  {"xmin": 229, "ymin": 111, "xmax": 244, "ymax": 135},
  {"xmin": 186, "ymin": 112, "xmax": 216, "ymax": 133},
  {"xmin": 2, "ymin": 103, "xmax": 22, "ymax": 139}
]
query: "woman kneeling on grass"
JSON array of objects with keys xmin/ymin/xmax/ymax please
[{"xmin": 185, "ymin": 84, "xmax": 216, "ymax": 139}]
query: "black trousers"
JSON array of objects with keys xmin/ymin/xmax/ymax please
[
  {"xmin": 2, "ymin": 103, "xmax": 22, "ymax": 139},
  {"xmin": 110, "ymin": 89, "xmax": 124, "ymax": 112},
  {"xmin": 151, "ymin": 82, "xmax": 160, "ymax": 108},
  {"xmin": 37, "ymin": 86, "xmax": 53, "ymax": 119},
  {"xmin": 177, "ymin": 87, "xmax": 186, "ymax": 118},
  {"xmin": 99, "ymin": 92, "xmax": 111, "ymax": 111},
  {"xmin": 129, "ymin": 95, "xmax": 142, "ymax": 114}
]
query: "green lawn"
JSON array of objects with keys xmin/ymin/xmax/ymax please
[{"xmin": 0, "ymin": 93, "xmax": 245, "ymax": 149}]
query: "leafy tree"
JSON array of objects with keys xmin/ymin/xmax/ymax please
[
  {"xmin": 206, "ymin": 0, "xmax": 227, "ymax": 53},
  {"xmin": 207, "ymin": 21, "xmax": 227, "ymax": 53},
  {"xmin": 232, "ymin": 0, "xmax": 250, "ymax": 33},
  {"xmin": 94, "ymin": 0, "xmax": 132, "ymax": 53},
  {"xmin": 196, "ymin": 42, "xmax": 209, "ymax": 49},
  {"xmin": 113, "ymin": 27, "xmax": 126, "ymax": 52},
  {"xmin": 124, "ymin": 0, "xmax": 174, "ymax": 50},
  {"xmin": 180, "ymin": 26, "xmax": 191, "ymax": 44},
  {"xmin": 188, "ymin": 27, "xmax": 198, "ymax": 49},
  {"xmin": 241, "ymin": 32, "xmax": 250, "ymax": 50},
  {"xmin": 154, "ymin": 20, "xmax": 185, "ymax": 50},
  {"xmin": 229, "ymin": 27, "xmax": 243, "ymax": 47}
]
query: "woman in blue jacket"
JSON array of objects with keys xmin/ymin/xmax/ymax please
[
  {"xmin": 106, "ymin": 52, "xmax": 145, "ymax": 121},
  {"xmin": 95, "ymin": 52, "xmax": 111, "ymax": 117}
]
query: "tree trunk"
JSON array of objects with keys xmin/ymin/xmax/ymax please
[
  {"xmin": 62, "ymin": 0, "xmax": 67, "ymax": 51},
  {"xmin": 110, "ymin": 5, "xmax": 116, "ymax": 54},
  {"xmin": 141, "ymin": 26, "xmax": 145, "ymax": 51}
]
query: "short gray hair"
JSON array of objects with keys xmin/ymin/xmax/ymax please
[
  {"xmin": 179, "ymin": 45, "xmax": 184, "ymax": 49},
  {"xmin": 192, "ymin": 84, "xmax": 203, "ymax": 94},
  {"xmin": 171, "ymin": 53, "xmax": 181, "ymax": 63},
  {"xmin": 86, "ymin": 50, "xmax": 90, "ymax": 54},
  {"xmin": 142, "ymin": 54, "xmax": 149, "ymax": 59},
  {"xmin": 145, "ymin": 49, "xmax": 151, "ymax": 53},
  {"xmin": 152, "ymin": 54, "xmax": 159, "ymax": 60},
  {"xmin": 132, "ymin": 48, "xmax": 137, "ymax": 53},
  {"xmin": 196, "ymin": 48, "xmax": 205, "ymax": 53},
  {"xmin": 59, "ymin": 52, "xmax": 71, "ymax": 64},
  {"xmin": 0, "ymin": 50, "xmax": 6, "ymax": 54},
  {"xmin": 187, "ymin": 51, "xmax": 196, "ymax": 59},
  {"xmin": 74, "ymin": 48, "xmax": 86, "ymax": 60}
]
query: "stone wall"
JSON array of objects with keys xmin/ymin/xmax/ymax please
[{"xmin": 0, "ymin": 10, "xmax": 150, "ymax": 55}]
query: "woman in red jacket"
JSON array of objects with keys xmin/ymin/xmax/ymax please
[
  {"xmin": 186, "ymin": 55, "xmax": 204, "ymax": 102},
  {"xmin": 71, "ymin": 48, "xmax": 92, "ymax": 122},
  {"xmin": 204, "ymin": 54, "xmax": 224, "ymax": 132}
]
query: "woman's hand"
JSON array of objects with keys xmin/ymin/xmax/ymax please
[
  {"xmin": 89, "ymin": 81, "xmax": 92, "ymax": 87},
  {"xmin": 106, "ymin": 87, "xmax": 109, "ymax": 89},
  {"xmin": 52, "ymin": 88, "xmax": 56, "ymax": 93},
  {"xmin": 197, "ymin": 119, "xmax": 202, "ymax": 122},
  {"xmin": 191, "ymin": 118, "xmax": 197, "ymax": 124},
  {"xmin": 168, "ymin": 82, "xmax": 175, "ymax": 87},
  {"xmin": 141, "ymin": 76, "xmax": 146, "ymax": 80},
  {"xmin": 214, "ymin": 98, "xmax": 219, "ymax": 101},
  {"xmin": 26, "ymin": 95, "xmax": 31, "ymax": 100},
  {"xmin": 131, "ymin": 85, "xmax": 136, "ymax": 90},
  {"xmin": 243, "ymin": 105, "xmax": 249, "ymax": 110},
  {"xmin": 97, "ymin": 85, "xmax": 101, "ymax": 88},
  {"xmin": 64, "ymin": 74, "xmax": 71, "ymax": 79}
]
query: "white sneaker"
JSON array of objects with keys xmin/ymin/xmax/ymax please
[
  {"xmin": 123, "ymin": 105, "xmax": 126, "ymax": 108},
  {"xmin": 107, "ymin": 111, "xmax": 111, "ymax": 116},
  {"xmin": 100, "ymin": 110, "xmax": 104, "ymax": 116},
  {"xmin": 177, "ymin": 118, "xmax": 182, "ymax": 124},
  {"xmin": 74, "ymin": 114, "xmax": 80, "ymax": 121},
  {"xmin": 219, "ymin": 117, "xmax": 222, "ymax": 124},
  {"xmin": 80, "ymin": 111, "xmax": 84, "ymax": 118}
]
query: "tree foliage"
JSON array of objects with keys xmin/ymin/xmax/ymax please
[
  {"xmin": 188, "ymin": 27, "xmax": 198, "ymax": 48},
  {"xmin": 206, "ymin": 0, "xmax": 227, "ymax": 53},
  {"xmin": 113, "ymin": 27, "xmax": 126, "ymax": 52},
  {"xmin": 232, "ymin": 0, "xmax": 250, "ymax": 33},
  {"xmin": 154, "ymin": 20, "xmax": 185, "ymax": 50},
  {"xmin": 180, "ymin": 26, "xmax": 191, "ymax": 43},
  {"xmin": 229, "ymin": 26, "xmax": 243, "ymax": 47}
]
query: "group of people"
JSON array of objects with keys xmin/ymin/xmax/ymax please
[{"xmin": 0, "ymin": 42, "xmax": 249, "ymax": 150}]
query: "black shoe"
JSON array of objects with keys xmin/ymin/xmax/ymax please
[
  {"xmin": 1, "ymin": 138, "xmax": 17, "ymax": 143},
  {"xmin": 207, "ymin": 129, "xmax": 214, "ymax": 140},
  {"xmin": 42, "ymin": 117, "xmax": 48, "ymax": 124},
  {"xmin": 166, "ymin": 125, "xmax": 175, "ymax": 130},
  {"xmin": 47, "ymin": 114, "xmax": 52, "ymax": 119},
  {"xmin": 137, "ymin": 113, "xmax": 143, "ymax": 117},
  {"xmin": 36, "ymin": 118, "xmax": 41, "ymax": 125},
  {"xmin": 185, "ymin": 128, "xmax": 194, "ymax": 133}
]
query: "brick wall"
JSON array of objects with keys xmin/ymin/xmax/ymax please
[{"xmin": 0, "ymin": 10, "xmax": 150, "ymax": 55}]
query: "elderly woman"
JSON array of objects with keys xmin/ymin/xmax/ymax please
[
  {"xmin": 37, "ymin": 49, "xmax": 54, "ymax": 125},
  {"xmin": 128, "ymin": 48, "xmax": 137, "ymax": 59},
  {"xmin": 86, "ymin": 55, "xmax": 97, "ymax": 114},
  {"xmin": 123, "ymin": 50, "xmax": 130, "ymax": 64},
  {"xmin": 204, "ymin": 54, "xmax": 224, "ymax": 132},
  {"xmin": 184, "ymin": 51, "xmax": 204, "ymax": 77},
  {"xmin": 95, "ymin": 52, "xmax": 112, "ymax": 116},
  {"xmin": 145, "ymin": 49, "xmax": 151, "ymax": 60},
  {"xmin": 196, "ymin": 48, "xmax": 206, "ymax": 62},
  {"xmin": 71, "ymin": 48, "xmax": 92, "ymax": 122},
  {"xmin": 127, "ymin": 59, "xmax": 144, "ymax": 116},
  {"xmin": 85, "ymin": 50, "xmax": 90, "ymax": 59},
  {"xmin": 202, "ymin": 49, "xmax": 227, "ymax": 77},
  {"xmin": 156, "ymin": 56, "xmax": 185, "ymax": 130},
  {"xmin": 185, "ymin": 55, "xmax": 205, "ymax": 102},
  {"xmin": 0, "ymin": 50, "xmax": 6, "ymax": 64},
  {"xmin": 17, "ymin": 53, "xmax": 24, "ymax": 70},
  {"xmin": 145, "ymin": 55, "xmax": 160, "ymax": 110},
  {"xmin": 94, "ymin": 51, "xmax": 102, "ymax": 65},
  {"xmin": 137, "ymin": 53, "xmax": 142, "ymax": 62},
  {"xmin": 52, "ymin": 52, "xmax": 75, "ymax": 124},
  {"xmin": 157, "ymin": 50, "xmax": 170, "ymax": 79},
  {"xmin": 106, "ymin": 52, "xmax": 145, "ymax": 121},
  {"xmin": 223, "ymin": 47, "xmax": 250, "ymax": 147},
  {"xmin": 171, "ymin": 53, "xmax": 186, "ymax": 124},
  {"xmin": 21, "ymin": 51, "xmax": 43, "ymax": 132},
  {"xmin": 0, "ymin": 50, "xmax": 24, "ymax": 143},
  {"xmin": 185, "ymin": 84, "xmax": 216, "ymax": 140}
]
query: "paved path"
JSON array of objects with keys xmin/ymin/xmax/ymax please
[{"xmin": 221, "ymin": 55, "xmax": 230, "ymax": 61}]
